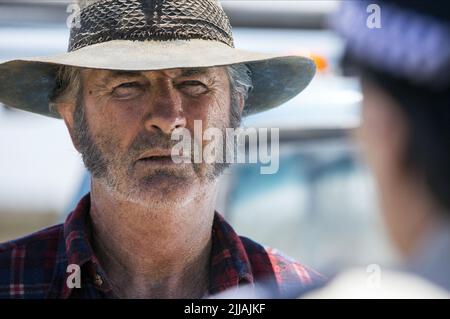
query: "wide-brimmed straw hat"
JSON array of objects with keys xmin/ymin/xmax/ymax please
[{"xmin": 0, "ymin": 0, "xmax": 316, "ymax": 118}]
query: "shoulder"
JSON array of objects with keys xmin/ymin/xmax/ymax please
[
  {"xmin": 0, "ymin": 223, "xmax": 63, "ymax": 257},
  {"xmin": 239, "ymin": 236, "xmax": 325, "ymax": 293},
  {"xmin": 302, "ymin": 268, "xmax": 450, "ymax": 299},
  {"xmin": 0, "ymin": 224, "xmax": 64, "ymax": 298}
]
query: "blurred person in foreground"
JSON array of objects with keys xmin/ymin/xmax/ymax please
[
  {"xmin": 214, "ymin": 0, "xmax": 450, "ymax": 299},
  {"xmin": 304, "ymin": 0, "xmax": 450, "ymax": 298},
  {"xmin": 0, "ymin": 0, "xmax": 322, "ymax": 298}
]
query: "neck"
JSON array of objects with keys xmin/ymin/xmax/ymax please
[
  {"xmin": 379, "ymin": 171, "xmax": 442, "ymax": 259},
  {"xmin": 89, "ymin": 179, "xmax": 218, "ymax": 298}
]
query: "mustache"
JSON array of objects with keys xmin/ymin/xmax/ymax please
[{"xmin": 128, "ymin": 131, "xmax": 178, "ymax": 156}]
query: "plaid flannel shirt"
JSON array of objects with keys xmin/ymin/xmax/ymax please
[{"xmin": 0, "ymin": 193, "xmax": 322, "ymax": 298}]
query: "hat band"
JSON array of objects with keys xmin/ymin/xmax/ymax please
[{"xmin": 68, "ymin": 0, "xmax": 234, "ymax": 52}]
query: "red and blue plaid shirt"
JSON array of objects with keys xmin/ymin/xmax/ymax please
[{"xmin": 0, "ymin": 193, "xmax": 322, "ymax": 298}]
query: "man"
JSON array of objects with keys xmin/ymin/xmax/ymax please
[{"xmin": 0, "ymin": 0, "xmax": 320, "ymax": 298}]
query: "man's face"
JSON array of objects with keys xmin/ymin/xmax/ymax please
[{"xmin": 69, "ymin": 67, "xmax": 237, "ymax": 207}]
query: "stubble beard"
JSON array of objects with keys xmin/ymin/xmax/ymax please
[{"xmin": 72, "ymin": 95, "xmax": 240, "ymax": 209}]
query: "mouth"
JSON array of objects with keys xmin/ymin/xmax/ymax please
[
  {"xmin": 138, "ymin": 155, "xmax": 174, "ymax": 164},
  {"xmin": 136, "ymin": 150, "xmax": 191, "ymax": 167}
]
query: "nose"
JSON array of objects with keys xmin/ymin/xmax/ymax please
[{"xmin": 143, "ymin": 79, "xmax": 187, "ymax": 135}]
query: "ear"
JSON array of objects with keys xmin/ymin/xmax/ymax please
[{"xmin": 56, "ymin": 101, "xmax": 80, "ymax": 151}]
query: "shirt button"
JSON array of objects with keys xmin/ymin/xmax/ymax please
[{"xmin": 94, "ymin": 274, "xmax": 103, "ymax": 287}]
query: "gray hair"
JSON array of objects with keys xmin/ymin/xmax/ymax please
[
  {"xmin": 49, "ymin": 64, "xmax": 253, "ymax": 122},
  {"xmin": 48, "ymin": 65, "xmax": 81, "ymax": 115},
  {"xmin": 226, "ymin": 63, "xmax": 253, "ymax": 127},
  {"xmin": 226, "ymin": 63, "xmax": 253, "ymax": 102}
]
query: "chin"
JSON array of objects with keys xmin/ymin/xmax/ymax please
[
  {"xmin": 121, "ymin": 172, "xmax": 198, "ymax": 207},
  {"xmin": 128, "ymin": 188, "xmax": 197, "ymax": 209}
]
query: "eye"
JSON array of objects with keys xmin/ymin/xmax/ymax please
[
  {"xmin": 178, "ymin": 81, "xmax": 208, "ymax": 96},
  {"xmin": 112, "ymin": 81, "xmax": 144, "ymax": 99}
]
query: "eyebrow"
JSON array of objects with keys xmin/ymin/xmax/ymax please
[
  {"xmin": 104, "ymin": 70, "xmax": 142, "ymax": 80},
  {"xmin": 179, "ymin": 68, "xmax": 209, "ymax": 77},
  {"xmin": 96, "ymin": 71, "xmax": 143, "ymax": 88},
  {"xmin": 100, "ymin": 68, "xmax": 210, "ymax": 84}
]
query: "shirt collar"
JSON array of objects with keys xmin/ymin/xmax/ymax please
[
  {"xmin": 209, "ymin": 213, "xmax": 255, "ymax": 294},
  {"xmin": 57, "ymin": 192, "xmax": 255, "ymax": 298}
]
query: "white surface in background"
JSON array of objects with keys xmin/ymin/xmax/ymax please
[
  {"xmin": 0, "ymin": 26, "xmax": 70, "ymax": 61},
  {"xmin": 0, "ymin": 110, "xmax": 84, "ymax": 213},
  {"xmin": 244, "ymin": 75, "xmax": 362, "ymax": 129},
  {"xmin": 233, "ymin": 29, "xmax": 361, "ymax": 129},
  {"xmin": 223, "ymin": 1, "xmax": 340, "ymax": 15}
]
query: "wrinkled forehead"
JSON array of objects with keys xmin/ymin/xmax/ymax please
[{"xmin": 82, "ymin": 67, "xmax": 224, "ymax": 82}]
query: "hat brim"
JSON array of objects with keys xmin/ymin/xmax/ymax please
[{"xmin": 0, "ymin": 39, "xmax": 316, "ymax": 118}]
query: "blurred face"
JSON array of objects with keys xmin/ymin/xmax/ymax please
[
  {"xmin": 357, "ymin": 79, "xmax": 411, "ymax": 253},
  {"xmin": 357, "ymin": 81, "xmax": 405, "ymax": 178},
  {"xmin": 67, "ymin": 67, "xmax": 237, "ymax": 207}
]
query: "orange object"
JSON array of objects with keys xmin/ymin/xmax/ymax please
[
  {"xmin": 309, "ymin": 53, "xmax": 328, "ymax": 72},
  {"xmin": 285, "ymin": 50, "xmax": 328, "ymax": 73}
]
